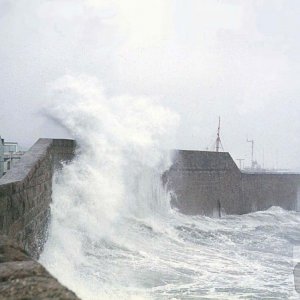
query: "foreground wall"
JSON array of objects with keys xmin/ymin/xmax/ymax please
[
  {"xmin": 166, "ymin": 150, "xmax": 300, "ymax": 216},
  {"xmin": 0, "ymin": 138, "xmax": 75, "ymax": 258},
  {"xmin": 0, "ymin": 235, "xmax": 79, "ymax": 299}
]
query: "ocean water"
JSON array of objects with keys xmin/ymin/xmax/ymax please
[
  {"xmin": 39, "ymin": 75, "xmax": 300, "ymax": 299},
  {"xmin": 40, "ymin": 202, "xmax": 300, "ymax": 299}
]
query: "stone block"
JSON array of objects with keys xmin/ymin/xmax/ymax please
[{"xmin": 0, "ymin": 235, "xmax": 80, "ymax": 299}]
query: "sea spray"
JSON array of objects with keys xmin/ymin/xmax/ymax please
[
  {"xmin": 40, "ymin": 74, "xmax": 179, "ymax": 299},
  {"xmin": 40, "ymin": 75, "xmax": 300, "ymax": 300}
]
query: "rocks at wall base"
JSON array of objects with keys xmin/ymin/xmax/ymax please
[{"xmin": 0, "ymin": 235, "xmax": 80, "ymax": 300}]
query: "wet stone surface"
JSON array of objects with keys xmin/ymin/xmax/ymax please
[{"xmin": 0, "ymin": 235, "xmax": 80, "ymax": 300}]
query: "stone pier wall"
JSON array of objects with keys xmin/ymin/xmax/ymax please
[
  {"xmin": 0, "ymin": 139, "xmax": 75, "ymax": 258},
  {"xmin": 240, "ymin": 173, "xmax": 300, "ymax": 214},
  {"xmin": 166, "ymin": 150, "xmax": 300, "ymax": 216}
]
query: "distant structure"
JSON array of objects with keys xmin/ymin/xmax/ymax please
[
  {"xmin": 247, "ymin": 138, "xmax": 255, "ymax": 168},
  {"xmin": 245, "ymin": 138, "xmax": 264, "ymax": 171},
  {"xmin": 165, "ymin": 150, "xmax": 300, "ymax": 216},
  {"xmin": 0, "ymin": 136, "xmax": 25, "ymax": 177}
]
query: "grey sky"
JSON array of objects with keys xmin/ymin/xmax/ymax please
[{"xmin": 0, "ymin": 0, "xmax": 300, "ymax": 169}]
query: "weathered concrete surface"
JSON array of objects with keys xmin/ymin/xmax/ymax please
[
  {"xmin": 0, "ymin": 235, "xmax": 79, "ymax": 300},
  {"xmin": 0, "ymin": 139, "xmax": 75, "ymax": 258},
  {"xmin": 240, "ymin": 173, "xmax": 300, "ymax": 213},
  {"xmin": 165, "ymin": 150, "xmax": 300, "ymax": 216},
  {"xmin": 0, "ymin": 139, "xmax": 78, "ymax": 299}
]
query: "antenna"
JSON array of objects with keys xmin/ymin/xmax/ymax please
[
  {"xmin": 247, "ymin": 138, "xmax": 254, "ymax": 168},
  {"xmin": 215, "ymin": 116, "xmax": 224, "ymax": 152}
]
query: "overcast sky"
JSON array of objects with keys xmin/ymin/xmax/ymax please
[{"xmin": 1, "ymin": 0, "xmax": 300, "ymax": 169}]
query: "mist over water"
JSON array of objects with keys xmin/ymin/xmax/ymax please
[{"xmin": 40, "ymin": 75, "xmax": 300, "ymax": 299}]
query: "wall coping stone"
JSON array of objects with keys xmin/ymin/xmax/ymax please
[{"xmin": 0, "ymin": 138, "xmax": 74, "ymax": 186}]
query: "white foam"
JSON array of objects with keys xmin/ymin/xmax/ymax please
[
  {"xmin": 40, "ymin": 74, "xmax": 179, "ymax": 299},
  {"xmin": 40, "ymin": 75, "xmax": 300, "ymax": 299}
]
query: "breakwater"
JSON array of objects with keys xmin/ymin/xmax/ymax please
[
  {"xmin": 1, "ymin": 144, "xmax": 299, "ymax": 256},
  {"xmin": 165, "ymin": 150, "xmax": 300, "ymax": 215},
  {"xmin": 0, "ymin": 138, "xmax": 75, "ymax": 257},
  {"xmin": 0, "ymin": 138, "xmax": 78, "ymax": 299},
  {"xmin": 1, "ymin": 141, "xmax": 300, "ymax": 299}
]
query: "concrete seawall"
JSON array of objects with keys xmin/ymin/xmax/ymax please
[
  {"xmin": 2, "ymin": 143, "xmax": 298, "ymax": 249},
  {"xmin": 0, "ymin": 138, "xmax": 79, "ymax": 299},
  {"xmin": 1, "ymin": 141, "xmax": 299, "ymax": 298},
  {"xmin": 165, "ymin": 150, "xmax": 300, "ymax": 216},
  {"xmin": 0, "ymin": 138, "xmax": 75, "ymax": 258}
]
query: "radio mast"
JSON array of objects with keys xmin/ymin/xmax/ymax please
[
  {"xmin": 247, "ymin": 138, "xmax": 254, "ymax": 168},
  {"xmin": 215, "ymin": 116, "xmax": 223, "ymax": 152}
]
